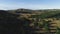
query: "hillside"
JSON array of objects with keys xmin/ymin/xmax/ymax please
[
  {"xmin": 0, "ymin": 10, "xmax": 33, "ymax": 34},
  {"xmin": 1, "ymin": 9, "xmax": 60, "ymax": 34}
]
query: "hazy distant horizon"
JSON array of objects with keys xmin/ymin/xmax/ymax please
[{"xmin": 0, "ymin": 0, "xmax": 60, "ymax": 10}]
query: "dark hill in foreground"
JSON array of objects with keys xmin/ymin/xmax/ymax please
[{"xmin": 0, "ymin": 10, "xmax": 32, "ymax": 34}]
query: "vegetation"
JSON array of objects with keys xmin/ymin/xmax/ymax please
[{"xmin": 1, "ymin": 9, "xmax": 60, "ymax": 34}]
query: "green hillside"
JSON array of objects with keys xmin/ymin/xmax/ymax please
[{"xmin": 1, "ymin": 9, "xmax": 60, "ymax": 34}]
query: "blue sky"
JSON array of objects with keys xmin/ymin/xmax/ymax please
[{"xmin": 0, "ymin": 0, "xmax": 60, "ymax": 10}]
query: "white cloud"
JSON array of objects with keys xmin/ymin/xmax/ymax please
[{"xmin": 0, "ymin": 3, "xmax": 60, "ymax": 10}]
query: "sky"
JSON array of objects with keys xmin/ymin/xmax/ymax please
[{"xmin": 0, "ymin": 0, "xmax": 60, "ymax": 10}]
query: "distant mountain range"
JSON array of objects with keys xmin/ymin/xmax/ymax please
[{"xmin": 1, "ymin": 8, "xmax": 60, "ymax": 19}]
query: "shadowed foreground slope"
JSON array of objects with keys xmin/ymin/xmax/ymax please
[{"xmin": 0, "ymin": 10, "xmax": 32, "ymax": 34}]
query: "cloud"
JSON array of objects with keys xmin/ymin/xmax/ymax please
[{"xmin": 0, "ymin": 3, "xmax": 60, "ymax": 10}]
